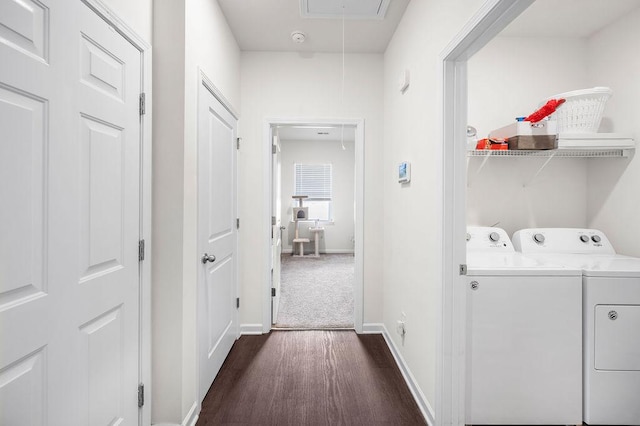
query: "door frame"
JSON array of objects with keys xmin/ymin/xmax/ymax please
[
  {"xmin": 80, "ymin": 1, "xmax": 152, "ymax": 424},
  {"xmin": 262, "ymin": 117, "xmax": 365, "ymax": 333},
  {"xmin": 437, "ymin": 1, "xmax": 533, "ymax": 424}
]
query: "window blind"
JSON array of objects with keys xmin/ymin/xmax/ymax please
[{"xmin": 294, "ymin": 163, "xmax": 332, "ymax": 200}]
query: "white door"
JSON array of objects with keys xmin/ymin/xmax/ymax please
[
  {"xmin": 197, "ymin": 80, "xmax": 238, "ymax": 402},
  {"xmin": 0, "ymin": 1, "xmax": 142, "ymax": 425},
  {"xmin": 271, "ymin": 134, "xmax": 282, "ymax": 323}
]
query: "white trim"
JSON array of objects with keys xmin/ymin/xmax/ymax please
[
  {"xmin": 380, "ymin": 326, "xmax": 434, "ymax": 425},
  {"xmin": 80, "ymin": 2, "xmax": 153, "ymax": 425},
  {"xmin": 200, "ymin": 73, "xmax": 239, "ymax": 120},
  {"xmin": 263, "ymin": 117, "xmax": 365, "ymax": 334},
  {"xmin": 361, "ymin": 323, "xmax": 384, "ymax": 334},
  {"xmin": 240, "ymin": 324, "xmax": 265, "ymax": 335},
  {"xmin": 182, "ymin": 401, "xmax": 199, "ymax": 426},
  {"xmin": 436, "ymin": 1, "xmax": 533, "ymax": 425}
]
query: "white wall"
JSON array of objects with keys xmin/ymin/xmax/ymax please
[
  {"xmin": 239, "ymin": 52, "xmax": 384, "ymax": 327},
  {"xmin": 152, "ymin": 0, "xmax": 240, "ymax": 423},
  {"xmin": 102, "ymin": 0, "xmax": 152, "ymax": 43},
  {"xmin": 586, "ymin": 6, "xmax": 640, "ymax": 256},
  {"xmin": 280, "ymin": 139, "xmax": 355, "ymax": 253},
  {"xmin": 382, "ymin": 0, "xmax": 485, "ymax": 415},
  {"xmin": 467, "ymin": 36, "xmax": 590, "ymax": 235}
]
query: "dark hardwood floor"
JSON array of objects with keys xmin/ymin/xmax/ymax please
[{"xmin": 197, "ymin": 330, "xmax": 427, "ymax": 426}]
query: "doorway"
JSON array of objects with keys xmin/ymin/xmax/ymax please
[
  {"xmin": 263, "ymin": 118, "xmax": 364, "ymax": 333},
  {"xmin": 273, "ymin": 124, "xmax": 356, "ymax": 328},
  {"xmin": 438, "ymin": 0, "xmax": 536, "ymax": 424}
]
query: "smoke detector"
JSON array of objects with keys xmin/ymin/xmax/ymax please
[{"xmin": 291, "ymin": 31, "xmax": 306, "ymax": 43}]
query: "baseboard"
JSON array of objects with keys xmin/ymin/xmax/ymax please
[
  {"xmin": 361, "ymin": 323, "xmax": 385, "ymax": 334},
  {"xmin": 380, "ymin": 325, "xmax": 436, "ymax": 426},
  {"xmin": 240, "ymin": 323, "xmax": 264, "ymax": 335},
  {"xmin": 182, "ymin": 401, "xmax": 199, "ymax": 426}
]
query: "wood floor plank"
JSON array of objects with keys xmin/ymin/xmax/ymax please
[{"xmin": 196, "ymin": 330, "xmax": 426, "ymax": 426}]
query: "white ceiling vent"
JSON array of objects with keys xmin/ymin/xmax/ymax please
[{"xmin": 300, "ymin": 0, "xmax": 390, "ymax": 20}]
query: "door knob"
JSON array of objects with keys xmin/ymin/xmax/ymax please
[
  {"xmin": 280, "ymin": 226, "xmax": 286, "ymax": 230},
  {"xmin": 201, "ymin": 253, "xmax": 216, "ymax": 264}
]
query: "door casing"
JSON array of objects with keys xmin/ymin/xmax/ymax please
[
  {"xmin": 437, "ymin": 1, "xmax": 533, "ymax": 425},
  {"xmin": 262, "ymin": 118, "xmax": 365, "ymax": 333}
]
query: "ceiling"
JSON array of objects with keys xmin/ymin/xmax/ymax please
[
  {"xmin": 276, "ymin": 125, "xmax": 356, "ymax": 142},
  {"xmin": 216, "ymin": 0, "xmax": 411, "ymax": 53},
  {"xmin": 501, "ymin": 0, "xmax": 640, "ymax": 38}
]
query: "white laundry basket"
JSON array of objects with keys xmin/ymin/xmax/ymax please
[{"xmin": 545, "ymin": 87, "xmax": 612, "ymax": 133}]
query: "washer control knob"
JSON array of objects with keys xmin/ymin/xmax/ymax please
[
  {"xmin": 533, "ymin": 233, "xmax": 545, "ymax": 244},
  {"xmin": 591, "ymin": 235, "xmax": 602, "ymax": 243},
  {"xmin": 580, "ymin": 235, "xmax": 590, "ymax": 243},
  {"xmin": 489, "ymin": 232, "xmax": 500, "ymax": 242}
]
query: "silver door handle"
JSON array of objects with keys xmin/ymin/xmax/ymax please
[
  {"xmin": 279, "ymin": 226, "xmax": 286, "ymax": 230},
  {"xmin": 201, "ymin": 253, "xmax": 216, "ymax": 264}
]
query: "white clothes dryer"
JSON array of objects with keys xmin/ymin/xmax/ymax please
[
  {"xmin": 465, "ymin": 227, "xmax": 583, "ymax": 425},
  {"xmin": 513, "ymin": 228, "xmax": 640, "ymax": 426}
]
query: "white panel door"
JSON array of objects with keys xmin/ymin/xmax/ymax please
[
  {"xmin": 271, "ymin": 134, "xmax": 282, "ymax": 323},
  {"xmin": 197, "ymin": 81, "xmax": 238, "ymax": 402},
  {"xmin": 0, "ymin": 1, "xmax": 142, "ymax": 424}
]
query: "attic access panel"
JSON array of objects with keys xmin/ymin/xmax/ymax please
[{"xmin": 300, "ymin": 0, "xmax": 390, "ymax": 19}]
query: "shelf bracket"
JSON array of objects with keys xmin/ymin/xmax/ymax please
[{"xmin": 524, "ymin": 151, "xmax": 556, "ymax": 187}]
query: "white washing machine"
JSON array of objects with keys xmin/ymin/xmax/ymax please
[
  {"xmin": 513, "ymin": 228, "xmax": 640, "ymax": 425},
  {"xmin": 465, "ymin": 227, "xmax": 583, "ymax": 425}
]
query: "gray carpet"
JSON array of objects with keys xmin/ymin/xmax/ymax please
[{"xmin": 275, "ymin": 254, "xmax": 354, "ymax": 328}]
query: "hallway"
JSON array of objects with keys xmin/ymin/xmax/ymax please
[{"xmin": 196, "ymin": 330, "xmax": 426, "ymax": 425}]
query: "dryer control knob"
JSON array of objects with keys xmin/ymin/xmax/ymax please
[
  {"xmin": 591, "ymin": 235, "xmax": 602, "ymax": 243},
  {"xmin": 533, "ymin": 233, "xmax": 545, "ymax": 244},
  {"xmin": 580, "ymin": 235, "xmax": 590, "ymax": 243},
  {"xmin": 489, "ymin": 232, "xmax": 500, "ymax": 242}
]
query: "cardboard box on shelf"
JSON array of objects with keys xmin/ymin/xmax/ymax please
[{"xmin": 489, "ymin": 120, "xmax": 557, "ymax": 150}]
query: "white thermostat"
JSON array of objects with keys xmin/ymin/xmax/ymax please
[{"xmin": 398, "ymin": 161, "xmax": 411, "ymax": 183}]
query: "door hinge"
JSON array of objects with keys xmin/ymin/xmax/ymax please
[
  {"xmin": 271, "ymin": 216, "xmax": 276, "ymax": 226},
  {"xmin": 271, "ymin": 288, "xmax": 276, "ymax": 297},
  {"xmin": 236, "ymin": 297, "xmax": 240, "ymax": 308},
  {"xmin": 138, "ymin": 383, "xmax": 144, "ymax": 408},
  {"xmin": 459, "ymin": 264, "xmax": 467, "ymax": 275},
  {"xmin": 272, "ymin": 144, "xmax": 277, "ymax": 154},
  {"xmin": 236, "ymin": 218, "xmax": 240, "ymax": 229},
  {"xmin": 138, "ymin": 239, "xmax": 145, "ymax": 261},
  {"xmin": 139, "ymin": 93, "xmax": 146, "ymax": 116},
  {"xmin": 236, "ymin": 137, "xmax": 241, "ymax": 150}
]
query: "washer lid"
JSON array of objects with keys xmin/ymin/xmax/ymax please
[
  {"xmin": 466, "ymin": 252, "xmax": 581, "ymax": 276},
  {"xmin": 529, "ymin": 254, "xmax": 640, "ymax": 278},
  {"xmin": 578, "ymin": 256, "xmax": 640, "ymax": 278}
]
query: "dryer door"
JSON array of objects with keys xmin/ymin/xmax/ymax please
[{"xmin": 595, "ymin": 304, "xmax": 640, "ymax": 371}]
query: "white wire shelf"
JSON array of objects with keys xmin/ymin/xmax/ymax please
[{"xmin": 467, "ymin": 148, "xmax": 630, "ymax": 158}]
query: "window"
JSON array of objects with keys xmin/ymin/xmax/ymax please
[{"xmin": 294, "ymin": 163, "xmax": 332, "ymax": 221}]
